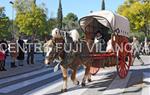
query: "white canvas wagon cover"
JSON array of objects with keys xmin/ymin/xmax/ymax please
[{"xmin": 80, "ymin": 10, "xmax": 130, "ymax": 37}]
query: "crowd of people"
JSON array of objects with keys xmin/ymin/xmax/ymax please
[
  {"xmin": 139, "ymin": 41, "xmax": 150, "ymax": 55},
  {"xmin": 0, "ymin": 36, "xmax": 35, "ymax": 71},
  {"xmin": 0, "ymin": 32, "xmax": 149, "ymax": 71}
]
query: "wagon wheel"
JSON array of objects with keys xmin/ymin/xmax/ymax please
[{"xmin": 117, "ymin": 52, "xmax": 132, "ymax": 78}]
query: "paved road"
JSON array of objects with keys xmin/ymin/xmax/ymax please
[{"xmin": 0, "ymin": 56, "xmax": 149, "ymax": 95}]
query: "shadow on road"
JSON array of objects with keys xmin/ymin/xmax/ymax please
[{"xmin": 45, "ymin": 64, "xmax": 150, "ymax": 95}]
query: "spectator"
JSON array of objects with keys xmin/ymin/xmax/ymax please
[
  {"xmin": 0, "ymin": 45, "xmax": 6, "ymax": 71},
  {"xmin": 17, "ymin": 36, "xmax": 25, "ymax": 66},
  {"xmin": 148, "ymin": 42, "xmax": 150, "ymax": 55},
  {"xmin": 27, "ymin": 36, "xmax": 35, "ymax": 64},
  {"xmin": 94, "ymin": 31, "xmax": 105, "ymax": 52},
  {"xmin": 0, "ymin": 39, "xmax": 8, "ymax": 67},
  {"xmin": 139, "ymin": 42, "xmax": 145, "ymax": 55},
  {"xmin": 145, "ymin": 41, "xmax": 149, "ymax": 55},
  {"xmin": 106, "ymin": 39, "xmax": 113, "ymax": 52},
  {"xmin": 10, "ymin": 38, "xmax": 17, "ymax": 68}
]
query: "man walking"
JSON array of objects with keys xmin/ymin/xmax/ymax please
[{"xmin": 131, "ymin": 36, "xmax": 144, "ymax": 65}]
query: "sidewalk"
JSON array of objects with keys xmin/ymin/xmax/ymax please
[
  {"xmin": 0, "ymin": 64, "xmax": 44, "ymax": 79},
  {"xmin": 0, "ymin": 54, "xmax": 45, "ymax": 79}
]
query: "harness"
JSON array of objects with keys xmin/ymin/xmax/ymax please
[{"xmin": 51, "ymin": 38, "xmax": 64, "ymax": 60}]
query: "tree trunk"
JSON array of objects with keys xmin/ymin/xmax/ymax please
[{"xmin": 144, "ymin": 24, "xmax": 148, "ymax": 37}]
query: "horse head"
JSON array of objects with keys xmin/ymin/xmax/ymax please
[
  {"xmin": 51, "ymin": 28, "xmax": 62, "ymax": 38},
  {"xmin": 44, "ymin": 28, "xmax": 64, "ymax": 65}
]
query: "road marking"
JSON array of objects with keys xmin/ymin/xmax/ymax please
[
  {"xmin": 25, "ymin": 67, "xmax": 115, "ymax": 95},
  {"xmin": 60, "ymin": 87, "xmax": 87, "ymax": 95},
  {"xmin": 60, "ymin": 74, "xmax": 110, "ymax": 95},
  {"xmin": 60, "ymin": 68, "xmax": 116, "ymax": 95},
  {"xmin": 0, "ymin": 70, "xmax": 61, "ymax": 93},
  {"xmin": 103, "ymin": 72, "xmax": 132, "ymax": 95},
  {"xmin": 24, "ymin": 70, "xmax": 85, "ymax": 95},
  {"xmin": 0, "ymin": 68, "xmax": 53, "ymax": 85},
  {"xmin": 24, "ymin": 79, "xmax": 62, "ymax": 95},
  {"xmin": 142, "ymin": 72, "xmax": 150, "ymax": 95}
]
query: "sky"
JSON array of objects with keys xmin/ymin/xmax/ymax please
[{"xmin": 0, "ymin": 0, "xmax": 125, "ymax": 19}]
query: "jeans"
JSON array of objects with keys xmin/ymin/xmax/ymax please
[{"xmin": 27, "ymin": 51, "xmax": 34, "ymax": 64}]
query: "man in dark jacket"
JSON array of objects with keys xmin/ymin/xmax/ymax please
[
  {"xmin": 27, "ymin": 36, "xmax": 35, "ymax": 64},
  {"xmin": 17, "ymin": 36, "xmax": 25, "ymax": 66}
]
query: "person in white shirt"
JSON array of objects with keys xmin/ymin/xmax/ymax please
[
  {"xmin": 106, "ymin": 39, "xmax": 113, "ymax": 52},
  {"xmin": 144, "ymin": 42, "xmax": 149, "ymax": 55},
  {"xmin": 94, "ymin": 31, "xmax": 105, "ymax": 52}
]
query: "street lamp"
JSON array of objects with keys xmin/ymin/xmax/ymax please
[{"xmin": 9, "ymin": 1, "xmax": 15, "ymax": 38}]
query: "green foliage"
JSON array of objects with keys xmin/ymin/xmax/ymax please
[
  {"xmin": 130, "ymin": 32, "xmax": 145, "ymax": 41},
  {"xmin": 63, "ymin": 13, "xmax": 78, "ymax": 30},
  {"xmin": 14, "ymin": 0, "xmax": 47, "ymax": 37},
  {"xmin": 14, "ymin": 0, "xmax": 33, "ymax": 12},
  {"xmin": 0, "ymin": 7, "xmax": 10, "ymax": 39},
  {"xmin": 0, "ymin": 9, "xmax": 9, "ymax": 30},
  {"xmin": 64, "ymin": 13, "xmax": 78, "ymax": 22},
  {"xmin": 130, "ymin": 32, "xmax": 150, "ymax": 42},
  {"xmin": 47, "ymin": 18, "xmax": 57, "ymax": 34},
  {"xmin": 118, "ymin": 0, "xmax": 150, "ymax": 36},
  {"xmin": 57, "ymin": 0, "xmax": 63, "ymax": 29}
]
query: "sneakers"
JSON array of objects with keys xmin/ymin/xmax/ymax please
[
  {"xmin": 0, "ymin": 67, "xmax": 7, "ymax": 71},
  {"xmin": 11, "ymin": 65, "xmax": 17, "ymax": 68},
  {"xmin": 11, "ymin": 62, "xmax": 17, "ymax": 68},
  {"xmin": 2, "ymin": 68, "xmax": 7, "ymax": 71}
]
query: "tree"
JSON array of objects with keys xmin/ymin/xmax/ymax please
[
  {"xmin": 0, "ymin": 7, "xmax": 10, "ymax": 39},
  {"xmin": 47, "ymin": 18, "xmax": 57, "ymax": 34},
  {"xmin": 57, "ymin": 0, "xmax": 63, "ymax": 29},
  {"xmin": 63, "ymin": 13, "xmax": 78, "ymax": 30},
  {"xmin": 0, "ymin": 7, "xmax": 9, "ymax": 30},
  {"xmin": 118, "ymin": 0, "xmax": 150, "ymax": 37},
  {"xmin": 64, "ymin": 13, "xmax": 78, "ymax": 22},
  {"xmin": 101, "ymin": 0, "xmax": 105, "ymax": 10},
  {"xmin": 14, "ymin": 0, "xmax": 47, "ymax": 37},
  {"xmin": 14, "ymin": 0, "xmax": 33, "ymax": 12}
]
